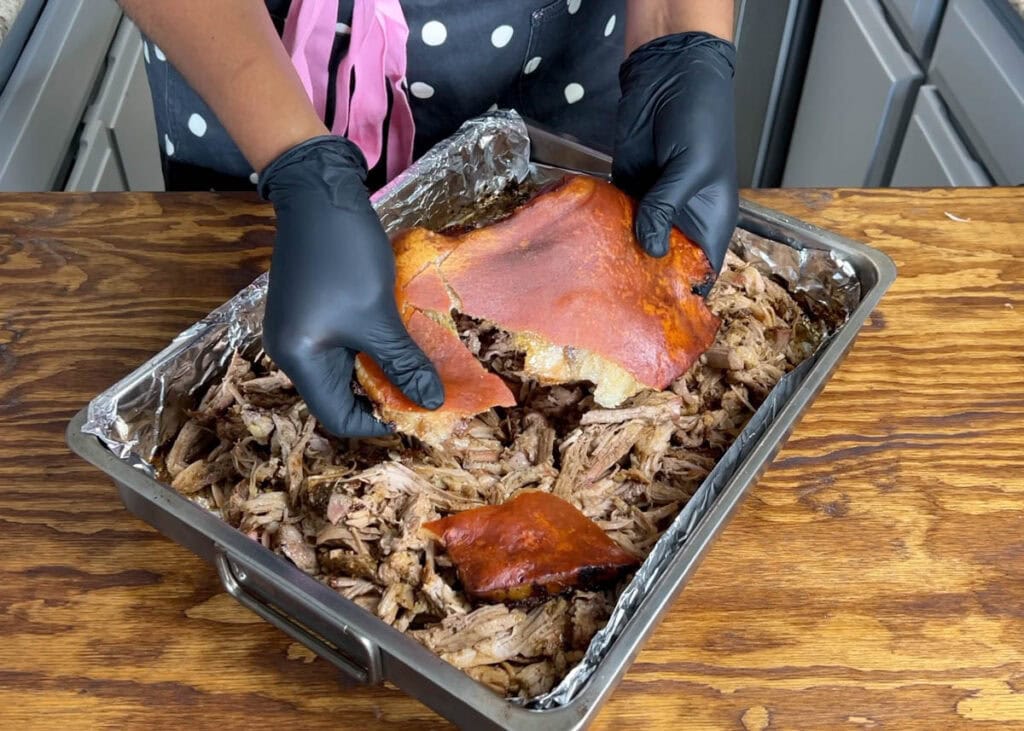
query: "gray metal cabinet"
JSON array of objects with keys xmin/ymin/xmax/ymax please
[
  {"xmin": 880, "ymin": 0, "xmax": 946, "ymax": 60},
  {"xmin": 66, "ymin": 19, "xmax": 164, "ymax": 191},
  {"xmin": 66, "ymin": 120, "xmax": 127, "ymax": 192},
  {"xmin": 733, "ymin": 0, "xmax": 799, "ymax": 187},
  {"xmin": 0, "ymin": 0, "xmax": 45, "ymax": 97},
  {"xmin": 0, "ymin": 0, "xmax": 121, "ymax": 191},
  {"xmin": 929, "ymin": 0, "xmax": 1024, "ymax": 185},
  {"xmin": 783, "ymin": 0, "xmax": 923, "ymax": 187},
  {"xmin": 891, "ymin": 86, "xmax": 992, "ymax": 186}
]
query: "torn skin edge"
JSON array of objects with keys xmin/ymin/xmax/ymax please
[
  {"xmin": 399, "ymin": 251, "xmax": 670, "ymax": 419},
  {"xmin": 387, "ymin": 304, "xmax": 654, "ymax": 441}
]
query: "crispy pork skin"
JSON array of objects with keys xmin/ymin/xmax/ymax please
[
  {"xmin": 356, "ymin": 310, "xmax": 516, "ymax": 441},
  {"xmin": 357, "ymin": 176, "xmax": 720, "ymax": 441},
  {"xmin": 422, "ymin": 490, "xmax": 640, "ymax": 602}
]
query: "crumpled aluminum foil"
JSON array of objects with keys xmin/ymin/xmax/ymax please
[
  {"xmin": 731, "ymin": 228, "xmax": 859, "ymax": 326},
  {"xmin": 82, "ymin": 110, "xmax": 860, "ymax": 709}
]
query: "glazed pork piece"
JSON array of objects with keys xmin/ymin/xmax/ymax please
[
  {"xmin": 423, "ymin": 491, "xmax": 639, "ymax": 602},
  {"xmin": 355, "ymin": 175, "xmax": 720, "ymax": 444},
  {"xmin": 158, "ymin": 184, "xmax": 825, "ymax": 697}
]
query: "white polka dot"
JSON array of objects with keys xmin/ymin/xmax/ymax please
[
  {"xmin": 487, "ymin": 103, "xmax": 498, "ymax": 112},
  {"xmin": 564, "ymin": 83, "xmax": 584, "ymax": 104},
  {"xmin": 567, "ymin": 0, "xmax": 581, "ymax": 14},
  {"xmin": 164, "ymin": 134, "xmax": 175, "ymax": 156},
  {"xmin": 604, "ymin": 14, "xmax": 616, "ymax": 36},
  {"xmin": 524, "ymin": 56, "xmax": 541, "ymax": 74},
  {"xmin": 249, "ymin": 172, "xmax": 259, "ymax": 185},
  {"xmin": 336, "ymin": 22, "xmax": 350, "ymax": 35},
  {"xmin": 142, "ymin": 41, "xmax": 150, "ymax": 63},
  {"xmin": 153, "ymin": 44, "xmax": 166, "ymax": 61},
  {"xmin": 409, "ymin": 81, "xmax": 434, "ymax": 99},
  {"xmin": 491, "ymin": 25, "xmax": 514, "ymax": 48},
  {"xmin": 187, "ymin": 113, "xmax": 208, "ymax": 137},
  {"xmin": 421, "ymin": 20, "xmax": 447, "ymax": 46}
]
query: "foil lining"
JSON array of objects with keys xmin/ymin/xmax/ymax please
[
  {"xmin": 731, "ymin": 228, "xmax": 860, "ymax": 326},
  {"xmin": 81, "ymin": 110, "xmax": 860, "ymax": 710}
]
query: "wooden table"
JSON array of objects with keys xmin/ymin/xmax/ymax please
[{"xmin": 1, "ymin": 189, "xmax": 1022, "ymax": 730}]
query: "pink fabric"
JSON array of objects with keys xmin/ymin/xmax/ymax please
[
  {"xmin": 281, "ymin": 0, "xmax": 336, "ymax": 121},
  {"xmin": 283, "ymin": 0, "xmax": 415, "ymax": 181}
]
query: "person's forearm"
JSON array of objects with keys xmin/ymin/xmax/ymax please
[
  {"xmin": 120, "ymin": 0, "xmax": 327, "ymax": 171},
  {"xmin": 625, "ymin": 0, "xmax": 734, "ymax": 54}
]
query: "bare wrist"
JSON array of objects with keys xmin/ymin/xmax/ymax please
[
  {"xmin": 625, "ymin": 0, "xmax": 734, "ymax": 55},
  {"xmin": 248, "ymin": 116, "xmax": 330, "ymax": 173}
]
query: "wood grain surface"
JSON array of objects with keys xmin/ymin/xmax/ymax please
[{"xmin": 0, "ymin": 189, "xmax": 1021, "ymax": 730}]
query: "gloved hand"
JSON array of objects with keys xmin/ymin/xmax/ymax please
[
  {"xmin": 258, "ymin": 135, "xmax": 444, "ymax": 437},
  {"xmin": 613, "ymin": 31, "xmax": 739, "ymax": 281}
]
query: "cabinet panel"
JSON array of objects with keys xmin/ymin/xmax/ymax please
[
  {"xmin": 880, "ymin": 0, "xmax": 945, "ymax": 60},
  {"xmin": 66, "ymin": 120, "xmax": 128, "ymax": 192},
  {"xmin": 783, "ymin": 0, "xmax": 922, "ymax": 187},
  {"xmin": 929, "ymin": 0, "xmax": 1024, "ymax": 185},
  {"xmin": 0, "ymin": 0, "xmax": 46, "ymax": 97},
  {"xmin": 891, "ymin": 86, "xmax": 992, "ymax": 186},
  {"xmin": 0, "ymin": 0, "xmax": 120, "ymax": 191},
  {"xmin": 734, "ymin": 0, "xmax": 798, "ymax": 187},
  {"xmin": 84, "ymin": 19, "xmax": 164, "ymax": 191}
]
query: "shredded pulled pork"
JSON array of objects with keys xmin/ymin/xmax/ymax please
[{"xmin": 156, "ymin": 249, "xmax": 823, "ymax": 698}]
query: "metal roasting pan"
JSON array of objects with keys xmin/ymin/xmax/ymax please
[{"xmin": 66, "ymin": 124, "xmax": 896, "ymax": 730}]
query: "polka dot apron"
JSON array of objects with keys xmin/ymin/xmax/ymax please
[{"xmin": 141, "ymin": 0, "xmax": 626, "ymax": 190}]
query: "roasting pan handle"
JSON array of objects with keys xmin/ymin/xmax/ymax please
[{"xmin": 214, "ymin": 548, "xmax": 381, "ymax": 684}]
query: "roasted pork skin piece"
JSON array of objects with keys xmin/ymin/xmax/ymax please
[
  {"xmin": 422, "ymin": 491, "xmax": 640, "ymax": 602},
  {"xmin": 355, "ymin": 175, "xmax": 720, "ymax": 440},
  {"xmin": 356, "ymin": 310, "xmax": 516, "ymax": 440},
  {"xmin": 430, "ymin": 176, "xmax": 720, "ymax": 389}
]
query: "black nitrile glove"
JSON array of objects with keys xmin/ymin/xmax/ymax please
[
  {"xmin": 614, "ymin": 31, "xmax": 739, "ymax": 279},
  {"xmin": 258, "ymin": 135, "xmax": 443, "ymax": 437}
]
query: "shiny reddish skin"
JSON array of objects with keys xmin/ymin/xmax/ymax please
[
  {"xmin": 392, "ymin": 231, "xmax": 455, "ymax": 316},
  {"xmin": 357, "ymin": 227, "xmax": 513, "ymax": 417},
  {"xmin": 423, "ymin": 491, "xmax": 640, "ymax": 601},
  {"xmin": 401, "ymin": 253, "xmax": 453, "ymax": 315},
  {"xmin": 360, "ymin": 175, "xmax": 720, "ymax": 422},
  {"xmin": 356, "ymin": 310, "xmax": 515, "ymax": 414},
  {"xmin": 428, "ymin": 176, "xmax": 720, "ymax": 389}
]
